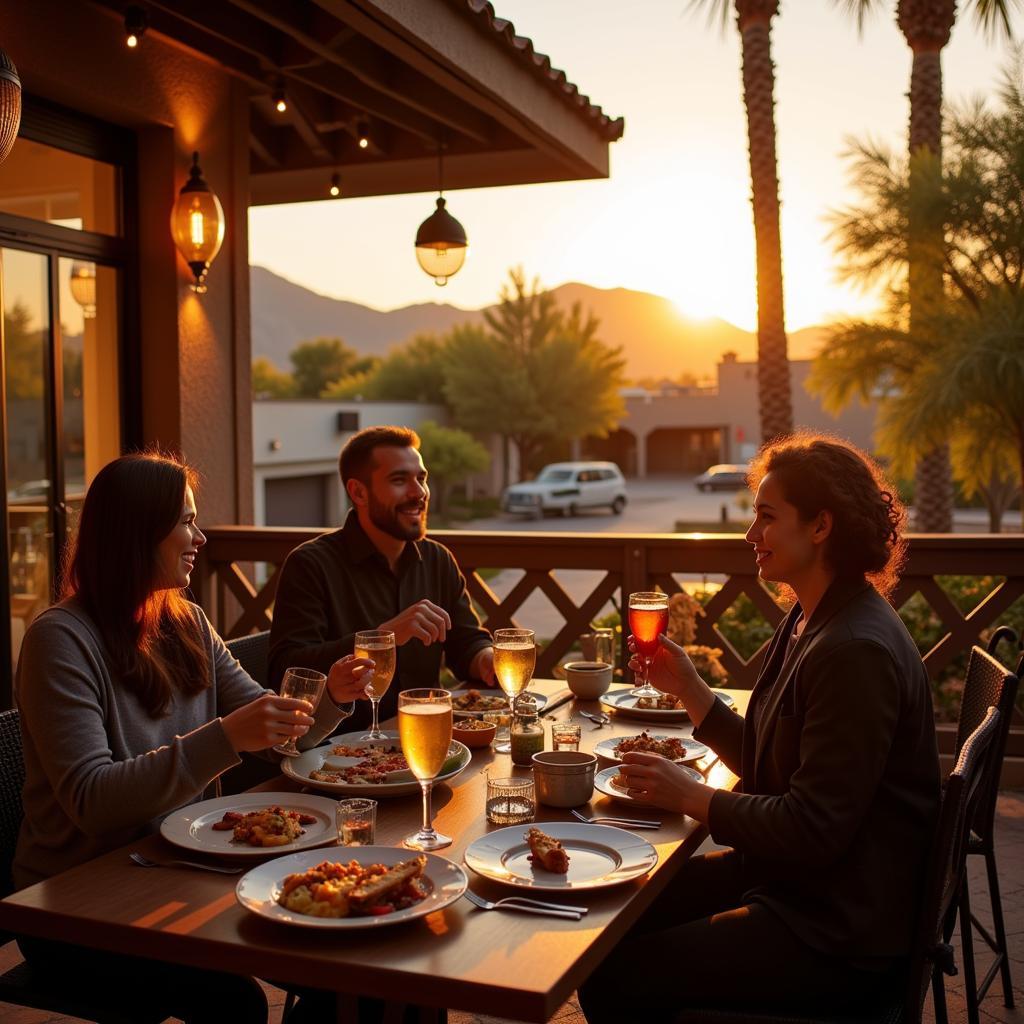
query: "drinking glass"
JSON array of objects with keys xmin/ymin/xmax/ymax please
[
  {"xmin": 354, "ymin": 629, "xmax": 396, "ymax": 740},
  {"xmin": 273, "ymin": 667, "xmax": 327, "ymax": 757},
  {"xmin": 551, "ymin": 721, "xmax": 582, "ymax": 751},
  {"xmin": 628, "ymin": 591, "xmax": 669, "ymax": 699},
  {"xmin": 485, "ymin": 774, "xmax": 536, "ymax": 825},
  {"xmin": 337, "ymin": 798, "xmax": 377, "ymax": 846},
  {"xmin": 592, "ymin": 627, "xmax": 615, "ymax": 667},
  {"xmin": 493, "ymin": 628, "xmax": 536, "ymax": 731},
  {"xmin": 398, "ymin": 688, "xmax": 453, "ymax": 851}
]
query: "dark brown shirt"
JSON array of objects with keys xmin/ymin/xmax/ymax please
[{"xmin": 269, "ymin": 511, "xmax": 492, "ymax": 732}]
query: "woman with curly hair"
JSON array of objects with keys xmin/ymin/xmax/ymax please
[{"xmin": 578, "ymin": 433, "xmax": 940, "ymax": 1020}]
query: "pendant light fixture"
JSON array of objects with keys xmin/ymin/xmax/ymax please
[
  {"xmin": 0, "ymin": 48, "xmax": 21, "ymax": 165},
  {"xmin": 69, "ymin": 261, "xmax": 97, "ymax": 319},
  {"xmin": 414, "ymin": 144, "xmax": 467, "ymax": 287},
  {"xmin": 170, "ymin": 151, "xmax": 225, "ymax": 294}
]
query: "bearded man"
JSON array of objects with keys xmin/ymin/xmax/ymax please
[{"xmin": 269, "ymin": 426, "xmax": 496, "ymax": 732}]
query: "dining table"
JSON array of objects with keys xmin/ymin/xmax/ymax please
[{"xmin": 0, "ymin": 681, "xmax": 747, "ymax": 1023}]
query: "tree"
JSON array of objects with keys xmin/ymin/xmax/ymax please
[
  {"xmin": 833, "ymin": 0, "xmax": 1021, "ymax": 529},
  {"xmin": 443, "ymin": 270, "xmax": 627, "ymax": 482},
  {"xmin": 289, "ymin": 337, "xmax": 374, "ymax": 398},
  {"xmin": 812, "ymin": 63, "xmax": 1024, "ymax": 529},
  {"xmin": 252, "ymin": 357, "xmax": 296, "ymax": 399},
  {"xmin": 690, "ymin": 0, "xmax": 793, "ymax": 442},
  {"xmin": 346, "ymin": 333, "xmax": 450, "ymax": 402},
  {"xmin": 417, "ymin": 420, "xmax": 490, "ymax": 517}
]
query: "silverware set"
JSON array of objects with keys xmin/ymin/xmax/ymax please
[
  {"xmin": 463, "ymin": 889, "xmax": 587, "ymax": 920},
  {"xmin": 130, "ymin": 851, "xmax": 242, "ymax": 874},
  {"xmin": 570, "ymin": 808, "xmax": 661, "ymax": 829},
  {"xmin": 577, "ymin": 710, "xmax": 610, "ymax": 728}
]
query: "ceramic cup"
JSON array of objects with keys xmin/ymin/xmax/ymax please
[
  {"xmin": 531, "ymin": 750, "xmax": 597, "ymax": 807},
  {"xmin": 564, "ymin": 661, "xmax": 614, "ymax": 700}
]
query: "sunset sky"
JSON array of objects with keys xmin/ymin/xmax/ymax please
[{"xmin": 248, "ymin": 0, "xmax": 1018, "ymax": 333}]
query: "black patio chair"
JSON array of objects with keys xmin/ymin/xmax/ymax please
[
  {"xmin": 0, "ymin": 708, "xmax": 169, "ymax": 1023},
  {"xmin": 952, "ymin": 640, "xmax": 1021, "ymax": 1023},
  {"xmin": 670, "ymin": 706, "xmax": 1002, "ymax": 1024},
  {"xmin": 218, "ymin": 629, "xmax": 282, "ymax": 795}
]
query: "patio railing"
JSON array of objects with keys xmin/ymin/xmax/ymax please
[{"xmin": 194, "ymin": 528, "xmax": 1023, "ymax": 724}]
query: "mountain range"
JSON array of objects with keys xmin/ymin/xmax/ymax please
[{"xmin": 250, "ymin": 265, "xmax": 829, "ymax": 382}]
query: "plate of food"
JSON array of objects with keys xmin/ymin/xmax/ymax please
[
  {"xmin": 450, "ymin": 688, "xmax": 548, "ymax": 716},
  {"xmin": 236, "ymin": 846, "xmax": 469, "ymax": 929},
  {"xmin": 463, "ymin": 823, "xmax": 657, "ymax": 891},
  {"xmin": 160, "ymin": 792, "xmax": 339, "ymax": 857},
  {"xmin": 599, "ymin": 688, "xmax": 734, "ymax": 722},
  {"xmin": 593, "ymin": 731, "xmax": 708, "ymax": 764},
  {"xmin": 593, "ymin": 764, "xmax": 704, "ymax": 806},
  {"xmin": 280, "ymin": 730, "xmax": 471, "ymax": 797}
]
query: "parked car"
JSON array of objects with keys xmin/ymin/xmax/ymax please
[
  {"xmin": 503, "ymin": 462, "xmax": 628, "ymax": 518},
  {"xmin": 693, "ymin": 464, "xmax": 749, "ymax": 492}
]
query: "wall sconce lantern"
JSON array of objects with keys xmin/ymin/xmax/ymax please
[
  {"xmin": 69, "ymin": 261, "xmax": 97, "ymax": 319},
  {"xmin": 414, "ymin": 147, "xmax": 467, "ymax": 287},
  {"xmin": 124, "ymin": 6, "xmax": 147, "ymax": 48},
  {"xmin": 170, "ymin": 151, "xmax": 225, "ymax": 294},
  {"xmin": 0, "ymin": 48, "xmax": 21, "ymax": 165}
]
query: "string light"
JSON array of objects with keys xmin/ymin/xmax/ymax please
[
  {"xmin": 273, "ymin": 86, "xmax": 287, "ymax": 114},
  {"xmin": 356, "ymin": 118, "xmax": 370, "ymax": 150},
  {"xmin": 124, "ymin": 6, "xmax": 147, "ymax": 48},
  {"xmin": 329, "ymin": 173, "xmax": 341, "ymax": 198}
]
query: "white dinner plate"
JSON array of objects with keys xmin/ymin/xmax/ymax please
[
  {"xmin": 281, "ymin": 730, "xmax": 471, "ymax": 797},
  {"xmin": 160, "ymin": 792, "xmax": 339, "ymax": 858},
  {"xmin": 593, "ymin": 764, "xmax": 704, "ymax": 807},
  {"xmin": 451, "ymin": 690, "xmax": 548, "ymax": 717},
  {"xmin": 463, "ymin": 822, "xmax": 658, "ymax": 891},
  {"xmin": 593, "ymin": 734, "xmax": 708, "ymax": 764},
  {"xmin": 236, "ymin": 846, "xmax": 468, "ymax": 929},
  {"xmin": 599, "ymin": 688, "xmax": 734, "ymax": 722}
]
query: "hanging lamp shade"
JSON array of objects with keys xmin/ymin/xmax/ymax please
[
  {"xmin": 170, "ymin": 151, "xmax": 225, "ymax": 294},
  {"xmin": 0, "ymin": 49, "xmax": 21, "ymax": 165},
  {"xmin": 415, "ymin": 197, "xmax": 467, "ymax": 286},
  {"xmin": 69, "ymin": 261, "xmax": 97, "ymax": 319}
]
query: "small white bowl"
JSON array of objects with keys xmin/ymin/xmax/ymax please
[{"xmin": 564, "ymin": 661, "xmax": 613, "ymax": 700}]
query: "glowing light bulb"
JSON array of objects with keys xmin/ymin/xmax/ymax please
[
  {"xmin": 329, "ymin": 173, "xmax": 341, "ymax": 197},
  {"xmin": 190, "ymin": 205, "xmax": 204, "ymax": 247},
  {"xmin": 276, "ymin": 98, "xmax": 287, "ymax": 113},
  {"xmin": 126, "ymin": 33, "xmax": 139, "ymax": 48}
]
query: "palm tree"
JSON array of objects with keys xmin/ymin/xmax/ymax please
[
  {"xmin": 833, "ymin": 0, "xmax": 1020, "ymax": 529},
  {"xmin": 691, "ymin": 0, "xmax": 793, "ymax": 442}
]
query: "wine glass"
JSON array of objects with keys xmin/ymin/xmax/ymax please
[
  {"xmin": 398, "ymin": 688, "xmax": 453, "ymax": 851},
  {"xmin": 273, "ymin": 667, "xmax": 327, "ymax": 757},
  {"xmin": 492, "ymin": 628, "xmax": 536, "ymax": 753},
  {"xmin": 354, "ymin": 629, "xmax": 396, "ymax": 741},
  {"xmin": 628, "ymin": 591, "xmax": 669, "ymax": 699}
]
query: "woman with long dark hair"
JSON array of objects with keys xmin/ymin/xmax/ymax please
[
  {"xmin": 13, "ymin": 452, "xmax": 369, "ymax": 1023},
  {"xmin": 578, "ymin": 433, "xmax": 941, "ymax": 1019}
]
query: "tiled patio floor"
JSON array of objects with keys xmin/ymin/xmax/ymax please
[{"xmin": 2, "ymin": 792, "xmax": 1022, "ymax": 1023}]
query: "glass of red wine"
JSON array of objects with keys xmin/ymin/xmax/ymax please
[{"xmin": 628, "ymin": 591, "xmax": 669, "ymax": 699}]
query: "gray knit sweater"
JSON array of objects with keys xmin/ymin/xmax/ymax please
[{"xmin": 13, "ymin": 598, "xmax": 346, "ymax": 888}]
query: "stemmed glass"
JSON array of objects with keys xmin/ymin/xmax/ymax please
[
  {"xmin": 492, "ymin": 628, "xmax": 536, "ymax": 753},
  {"xmin": 273, "ymin": 667, "xmax": 327, "ymax": 757},
  {"xmin": 398, "ymin": 688, "xmax": 453, "ymax": 851},
  {"xmin": 628, "ymin": 591, "xmax": 669, "ymax": 699},
  {"xmin": 354, "ymin": 629, "xmax": 396, "ymax": 741}
]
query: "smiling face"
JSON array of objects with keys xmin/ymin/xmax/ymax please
[
  {"xmin": 351, "ymin": 444, "xmax": 429, "ymax": 543},
  {"xmin": 744, "ymin": 472, "xmax": 830, "ymax": 587},
  {"xmin": 154, "ymin": 485, "xmax": 206, "ymax": 590}
]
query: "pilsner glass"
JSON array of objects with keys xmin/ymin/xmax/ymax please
[
  {"xmin": 273, "ymin": 667, "xmax": 326, "ymax": 757},
  {"xmin": 492, "ymin": 628, "xmax": 536, "ymax": 748},
  {"xmin": 398, "ymin": 688, "xmax": 453, "ymax": 851},
  {"xmin": 354, "ymin": 629, "xmax": 396, "ymax": 740},
  {"xmin": 628, "ymin": 591, "xmax": 669, "ymax": 699}
]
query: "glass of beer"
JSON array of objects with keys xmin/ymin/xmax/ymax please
[
  {"xmin": 398, "ymin": 688, "xmax": 453, "ymax": 851},
  {"xmin": 628, "ymin": 591, "xmax": 669, "ymax": 699},
  {"xmin": 354, "ymin": 629, "xmax": 396, "ymax": 740},
  {"xmin": 272, "ymin": 667, "xmax": 326, "ymax": 757},
  {"xmin": 493, "ymin": 628, "xmax": 537, "ymax": 736}
]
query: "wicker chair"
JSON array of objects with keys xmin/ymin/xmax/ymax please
[
  {"xmin": 0, "ymin": 708, "xmax": 168, "ymax": 1023},
  {"xmin": 952, "ymin": 641, "xmax": 1021, "ymax": 1024},
  {"xmin": 670, "ymin": 706, "xmax": 1002, "ymax": 1024}
]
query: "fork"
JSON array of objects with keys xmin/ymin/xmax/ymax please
[
  {"xmin": 577, "ymin": 711, "xmax": 609, "ymax": 728},
  {"xmin": 463, "ymin": 889, "xmax": 587, "ymax": 920},
  {"xmin": 130, "ymin": 851, "xmax": 243, "ymax": 875},
  {"xmin": 570, "ymin": 808, "xmax": 661, "ymax": 829}
]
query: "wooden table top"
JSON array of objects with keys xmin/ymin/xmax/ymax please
[{"xmin": 0, "ymin": 683, "xmax": 747, "ymax": 1022}]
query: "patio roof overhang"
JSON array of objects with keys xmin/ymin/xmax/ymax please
[{"xmin": 89, "ymin": 0, "xmax": 624, "ymax": 205}]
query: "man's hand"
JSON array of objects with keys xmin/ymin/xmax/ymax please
[
  {"xmin": 379, "ymin": 600, "xmax": 451, "ymax": 647},
  {"xmin": 469, "ymin": 646, "xmax": 496, "ymax": 687},
  {"xmin": 327, "ymin": 654, "xmax": 374, "ymax": 706}
]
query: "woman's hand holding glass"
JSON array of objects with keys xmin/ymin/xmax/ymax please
[
  {"xmin": 626, "ymin": 634, "xmax": 716, "ymax": 728},
  {"xmin": 221, "ymin": 693, "xmax": 316, "ymax": 753},
  {"xmin": 618, "ymin": 751, "xmax": 713, "ymax": 820}
]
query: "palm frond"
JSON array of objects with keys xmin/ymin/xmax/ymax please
[
  {"xmin": 686, "ymin": 0, "xmax": 732, "ymax": 34},
  {"xmin": 968, "ymin": 0, "xmax": 1022, "ymax": 42},
  {"xmin": 830, "ymin": 0, "xmax": 882, "ymax": 36}
]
